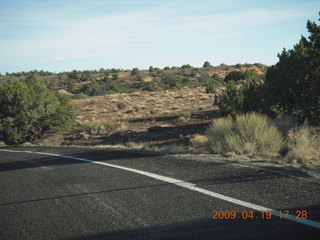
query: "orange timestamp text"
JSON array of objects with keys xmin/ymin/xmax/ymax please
[{"xmin": 212, "ymin": 210, "xmax": 308, "ymax": 220}]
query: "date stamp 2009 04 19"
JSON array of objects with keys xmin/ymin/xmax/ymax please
[{"xmin": 212, "ymin": 210, "xmax": 308, "ymax": 220}]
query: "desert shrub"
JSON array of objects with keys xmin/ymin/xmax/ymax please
[
  {"xmin": 48, "ymin": 79, "xmax": 58, "ymax": 88},
  {"xmin": 204, "ymin": 80, "xmax": 218, "ymax": 94},
  {"xmin": 182, "ymin": 112, "xmax": 192, "ymax": 118},
  {"xmin": 150, "ymin": 108, "xmax": 158, "ymax": 115},
  {"xmin": 82, "ymin": 122, "xmax": 116, "ymax": 135},
  {"xmin": 112, "ymin": 73, "xmax": 119, "ymax": 80},
  {"xmin": 82, "ymin": 80, "xmax": 125, "ymax": 96},
  {"xmin": 138, "ymin": 80, "xmax": 164, "ymax": 92},
  {"xmin": 117, "ymin": 103, "xmax": 126, "ymax": 109},
  {"xmin": 179, "ymin": 112, "xmax": 192, "ymax": 122},
  {"xmin": 82, "ymin": 81, "xmax": 105, "ymax": 96},
  {"xmin": 224, "ymin": 71, "xmax": 245, "ymax": 83},
  {"xmin": 65, "ymin": 78, "xmax": 76, "ymax": 92},
  {"xmin": 104, "ymin": 80, "xmax": 125, "ymax": 94},
  {"xmin": 149, "ymin": 66, "xmax": 154, "ymax": 72},
  {"xmin": 190, "ymin": 134, "xmax": 208, "ymax": 148},
  {"xmin": 0, "ymin": 75, "xmax": 73, "ymax": 145},
  {"xmin": 80, "ymin": 71, "xmax": 94, "ymax": 82},
  {"xmin": 214, "ymin": 81, "xmax": 243, "ymax": 119},
  {"xmin": 181, "ymin": 64, "xmax": 193, "ymax": 69},
  {"xmin": 180, "ymin": 77, "xmax": 194, "ymax": 87},
  {"xmin": 200, "ymin": 77, "xmax": 221, "ymax": 86},
  {"xmin": 205, "ymin": 113, "xmax": 283, "ymax": 156},
  {"xmin": 162, "ymin": 75, "xmax": 181, "ymax": 89},
  {"xmin": 131, "ymin": 67, "xmax": 139, "ymax": 76},
  {"xmin": 67, "ymin": 70, "xmax": 80, "ymax": 80},
  {"xmin": 203, "ymin": 61, "xmax": 212, "ymax": 68},
  {"xmin": 115, "ymin": 123, "xmax": 129, "ymax": 133},
  {"xmin": 285, "ymin": 124, "xmax": 320, "ymax": 165},
  {"xmin": 214, "ymin": 80, "xmax": 263, "ymax": 119},
  {"xmin": 243, "ymin": 70, "xmax": 262, "ymax": 82},
  {"xmin": 133, "ymin": 106, "xmax": 141, "ymax": 112},
  {"xmin": 82, "ymin": 122, "xmax": 104, "ymax": 135},
  {"xmin": 161, "ymin": 75, "xmax": 193, "ymax": 89}
]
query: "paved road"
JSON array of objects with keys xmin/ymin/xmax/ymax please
[{"xmin": 0, "ymin": 146, "xmax": 319, "ymax": 240}]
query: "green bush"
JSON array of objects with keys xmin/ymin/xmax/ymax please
[
  {"xmin": 138, "ymin": 80, "xmax": 164, "ymax": 92},
  {"xmin": 65, "ymin": 78, "xmax": 76, "ymax": 92},
  {"xmin": 214, "ymin": 79, "xmax": 262, "ymax": 119},
  {"xmin": 203, "ymin": 80, "xmax": 218, "ymax": 94},
  {"xmin": 162, "ymin": 75, "xmax": 181, "ymax": 89},
  {"xmin": 264, "ymin": 17, "xmax": 320, "ymax": 125},
  {"xmin": 205, "ymin": 112, "xmax": 283, "ymax": 156},
  {"xmin": 203, "ymin": 61, "xmax": 212, "ymax": 68},
  {"xmin": 214, "ymin": 81, "xmax": 243, "ymax": 119},
  {"xmin": 0, "ymin": 75, "xmax": 73, "ymax": 145},
  {"xmin": 224, "ymin": 71, "xmax": 245, "ymax": 83},
  {"xmin": 161, "ymin": 75, "xmax": 193, "ymax": 89},
  {"xmin": 105, "ymin": 80, "xmax": 125, "ymax": 94},
  {"xmin": 80, "ymin": 71, "xmax": 94, "ymax": 82},
  {"xmin": 131, "ymin": 67, "xmax": 139, "ymax": 76},
  {"xmin": 82, "ymin": 80, "xmax": 125, "ymax": 96},
  {"xmin": 82, "ymin": 81, "xmax": 105, "ymax": 96}
]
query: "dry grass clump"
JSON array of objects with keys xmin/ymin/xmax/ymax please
[
  {"xmin": 82, "ymin": 121, "xmax": 117, "ymax": 135},
  {"xmin": 190, "ymin": 134, "xmax": 208, "ymax": 147},
  {"xmin": 205, "ymin": 112, "xmax": 283, "ymax": 156},
  {"xmin": 285, "ymin": 124, "xmax": 320, "ymax": 166},
  {"xmin": 125, "ymin": 141, "xmax": 145, "ymax": 149},
  {"xmin": 150, "ymin": 144, "xmax": 186, "ymax": 154},
  {"xmin": 115, "ymin": 123, "xmax": 130, "ymax": 133}
]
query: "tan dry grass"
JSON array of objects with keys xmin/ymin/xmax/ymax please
[
  {"xmin": 71, "ymin": 86, "xmax": 216, "ymax": 124},
  {"xmin": 190, "ymin": 134, "xmax": 208, "ymax": 147},
  {"xmin": 285, "ymin": 124, "xmax": 320, "ymax": 166},
  {"xmin": 205, "ymin": 113, "xmax": 284, "ymax": 156}
]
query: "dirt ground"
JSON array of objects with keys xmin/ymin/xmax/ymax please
[{"xmin": 45, "ymin": 87, "xmax": 220, "ymax": 149}]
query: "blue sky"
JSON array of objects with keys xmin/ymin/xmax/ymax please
[{"xmin": 0, "ymin": 0, "xmax": 319, "ymax": 73}]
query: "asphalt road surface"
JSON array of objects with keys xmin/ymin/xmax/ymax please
[{"xmin": 0, "ymin": 146, "xmax": 319, "ymax": 240}]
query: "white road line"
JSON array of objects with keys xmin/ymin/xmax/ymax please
[{"xmin": 1, "ymin": 148, "xmax": 320, "ymax": 229}]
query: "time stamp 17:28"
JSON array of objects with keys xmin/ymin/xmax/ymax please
[{"xmin": 212, "ymin": 210, "xmax": 308, "ymax": 220}]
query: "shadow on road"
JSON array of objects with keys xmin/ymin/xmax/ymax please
[
  {"xmin": 64, "ymin": 207, "xmax": 320, "ymax": 240},
  {"xmin": 0, "ymin": 147, "xmax": 155, "ymax": 172}
]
